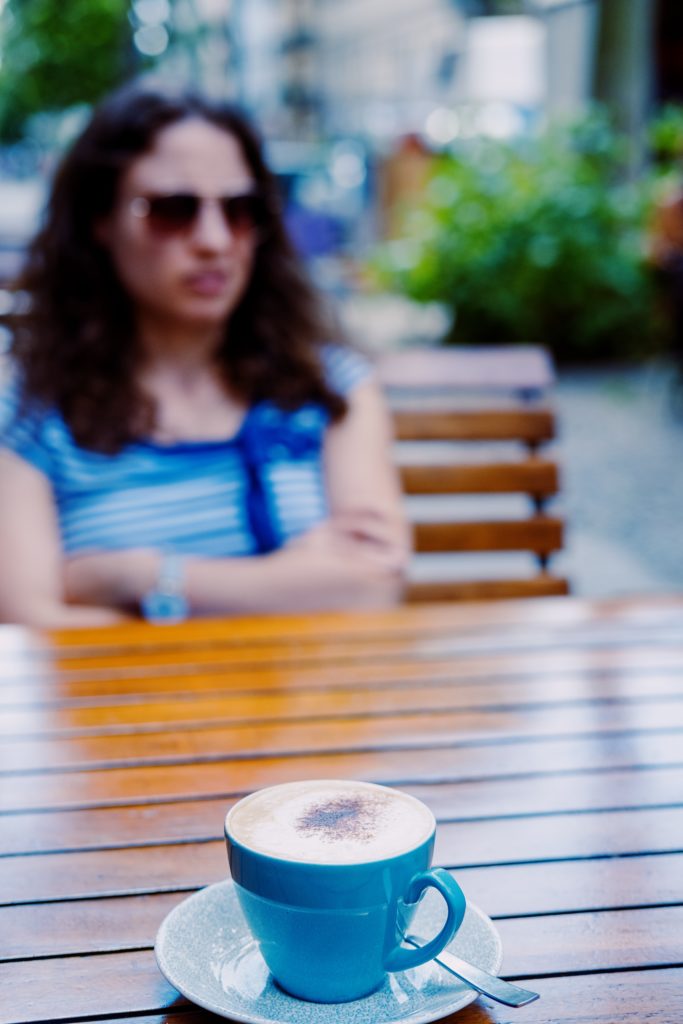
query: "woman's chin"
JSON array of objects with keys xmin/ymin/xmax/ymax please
[{"xmin": 175, "ymin": 294, "xmax": 241, "ymax": 327}]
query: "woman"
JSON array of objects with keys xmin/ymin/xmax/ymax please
[{"xmin": 0, "ymin": 82, "xmax": 409, "ymax": 627}]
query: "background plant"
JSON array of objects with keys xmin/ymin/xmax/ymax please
[
  {"xmin": 649, "ymin": 103, "xmax": 683, "ymax": 170},
  {"xmin": 373, "ymin": 111, "xmax": 668, "ymax": 362},
  {"xmin": 0, "ymin": 0, "xmax": 134, "ymax": 143}
]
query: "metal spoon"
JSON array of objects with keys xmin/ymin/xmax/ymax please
[{"xmin": 405, "ymin": 934, "xmax": 540, "ymax": 1008}]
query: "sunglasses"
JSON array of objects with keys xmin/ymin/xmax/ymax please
[{"xmin": 129, "ymin": 191, "xmax": 267, "ymax": 237}]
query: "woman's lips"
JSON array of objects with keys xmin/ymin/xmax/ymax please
[{"xmin": 184, "ymin": 271, "xmax": 230, "ymax": 296}]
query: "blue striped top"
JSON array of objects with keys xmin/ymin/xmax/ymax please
[{"xmin": 0, "ymin": 346, "xmax": 370, "ymax": 557}]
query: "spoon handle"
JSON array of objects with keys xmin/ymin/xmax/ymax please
[{"xmin": 405, "ymin": 935, "xmax": 540, "ymax": 1008}]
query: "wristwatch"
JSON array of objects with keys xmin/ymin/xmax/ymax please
[{"xmin": 140, "ymin": 554, "xmax": 189, "ymax": 624}]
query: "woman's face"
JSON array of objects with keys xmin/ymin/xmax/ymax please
[{"xmin": 100, "ymin": 117, "xmax": 259, "ymax": 332}]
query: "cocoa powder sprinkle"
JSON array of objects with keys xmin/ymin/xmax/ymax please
[{"xmin": 295, "ymin": 795, "xmax": 383, "ymax": 844}]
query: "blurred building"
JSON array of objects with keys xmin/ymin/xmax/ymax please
[
  {"xmin": 313, "ymin": 0, "xmax": 466, "ymax": 140},
  {"xmin": 235, "ymin": 0, "xmax": 466, "ymax": 139},
  {"xmin": 232, "ymin": 0, "xmax": 321, "ymax": 136},
  {"xmin": 232, "ymin": 1, "xmax": 609, "ymax": 146}
]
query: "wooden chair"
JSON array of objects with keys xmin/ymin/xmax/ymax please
[
  {"xmin": 377, "ymin": 344, "xmax": 555, "ymax": 401},
  {"xmin": 378, "ymin": 347, "xmax": 568, "ymax": 602}
]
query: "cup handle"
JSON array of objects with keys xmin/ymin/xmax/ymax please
[{"xmin": 384, "ymin": 867, "xmax": 467, "ymax": 973}]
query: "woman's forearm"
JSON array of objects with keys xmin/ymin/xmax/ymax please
[
  {"xmin": 184, "ymin": 548, "xmax": 403, "ymax": 615},
  {"xmin": 2, "ymin": 598, "xmax": 130, "ymax": 629},
  {"xmin": 63, "ymin": 519, "xmax": 408, "ymax": 619}
]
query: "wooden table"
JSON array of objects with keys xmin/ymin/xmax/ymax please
[{"xmin": 1, "ymin": 595, "xmax": 682, "ymax": 1023}]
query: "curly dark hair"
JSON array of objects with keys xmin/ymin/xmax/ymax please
[{"xmin": 11, "ymin": 80, "xmax": 347, "ymax": 453}]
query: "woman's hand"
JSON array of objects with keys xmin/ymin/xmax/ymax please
[
  {"xmin": 331, "ymin": 508, "xmax": 411, "ymax": 569},
  {"xmin": 272, "ymin": 511, "xmax": 408, "ymax": 609},
  {"xmin": 63, "ymin": 549, "xmax": 158, "ymax": 610},
  {"xmin": 288, "ymin": 511, "xmax": 408, "ymax": 570}
]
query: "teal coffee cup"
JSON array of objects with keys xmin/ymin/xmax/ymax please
[{"xmin": 225, "ymin": 779, "xmax": 466, "ymax": 1003}]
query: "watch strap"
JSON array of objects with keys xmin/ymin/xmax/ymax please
[{"xmin": 141, "ymin": 553, "xmax": 189, "ymax": 624}]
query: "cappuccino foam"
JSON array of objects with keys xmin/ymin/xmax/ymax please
[{"xmin": 226, "ymin": 780, "xmax": 434, "ymax": 864}]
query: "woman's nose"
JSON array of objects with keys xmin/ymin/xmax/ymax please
[{"xmin": 191, "ymin": 199, "xmax": 234, "ymax": 250}]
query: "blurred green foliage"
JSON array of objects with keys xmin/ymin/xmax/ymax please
[
  {"xmin": 0, "ymin": 0, "xmax": 132, "ymax": 142},
  {"xmin": 373, "ymin": 111, "xmax": 668, "ymax": 362},
  {"xmin": 649, "ymin": 104, "xmax": 683, "ymax": 170}
]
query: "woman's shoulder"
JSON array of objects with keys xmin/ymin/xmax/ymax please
[
  {"xmin": 319, "ymin": 343, "xmax": 373, "ymax": 395},
  {"xmin": 0, "ymin": 366, "xmax": 67, "ymax": 476},
  {"xmin": 0, "ymin": 366, "xmax": 32, "ymax": 437}
]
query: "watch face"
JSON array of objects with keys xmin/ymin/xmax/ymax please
[{"xmin": 141, "ymin": 591, "xmax": 189, "ymax": 624}]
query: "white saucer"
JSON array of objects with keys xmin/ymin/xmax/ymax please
[{"xmin": 155, "ymin": 880, "xmax": 503, "ymax": 1024}]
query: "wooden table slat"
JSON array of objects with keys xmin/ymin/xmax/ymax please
[
  {"xmin": 2, "ymin": 615, "xmax": 681, "ymax": 678},
  {"xmin": 21, "ymin": 593, "xmax": 680, "ymax": 651},
  {"xmin": 3, "ymin": 767, "xmax": 683, "ymax": 856},
  {"xmin": 5, "ymin": 666, "xmax": 683, "ymax": 717},
  {"xmin": 3, "ymin": 643, "xmax": 683, "ymax": 704},
  {"xmin": 3, "ymin": 807, "xmax": 683, "ymax": 905},
  {"xmin": 2, "ymin": 730, "xmax": 682, "ymax": 814},
  {"xmin": 4, "ymin": 853, "xmax": 683, "ymax": 961},
  {"xmin": 3, "ymin": 662, "xmax": 683, "ymax": 713},
  {"xmin": 3, "ymin": 699, "xmax": 683, "ymax": 774}
]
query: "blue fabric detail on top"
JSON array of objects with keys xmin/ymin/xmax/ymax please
[
  {"xmin": 234, "ymin": 400, "xmax": 329, "ymax": 554},
  {"xmin": 0, "ymin": 345, "xmax": 370, "ymax": 557}
]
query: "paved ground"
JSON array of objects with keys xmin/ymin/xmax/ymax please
[{"xmin": 551, "ymin": 360, "xmax": 683, "ymax": 598}]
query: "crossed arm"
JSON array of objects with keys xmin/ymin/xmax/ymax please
[{"xmin": 0, "ymin": 380, "xmax": 410, "ymax": 627}]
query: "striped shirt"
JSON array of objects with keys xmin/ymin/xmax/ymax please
[{"xmin": 0, "ymin": 346, "xmax": 370, "ymax": 557}]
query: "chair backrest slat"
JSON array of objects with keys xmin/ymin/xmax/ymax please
[
  {"xmin": 412, "ymin": 516, "xmax": 564, "ymax": 555},
  {"xmin": 405, "ymin": 576, "xmax": 569, "ymax": 602},
  {"xmin": 400, "ymin": 458, "xmax": 558, "ymax": 496},
  {"xmin": 393, "ymin": 408, "xmax": 555, "ymax": 444}
]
